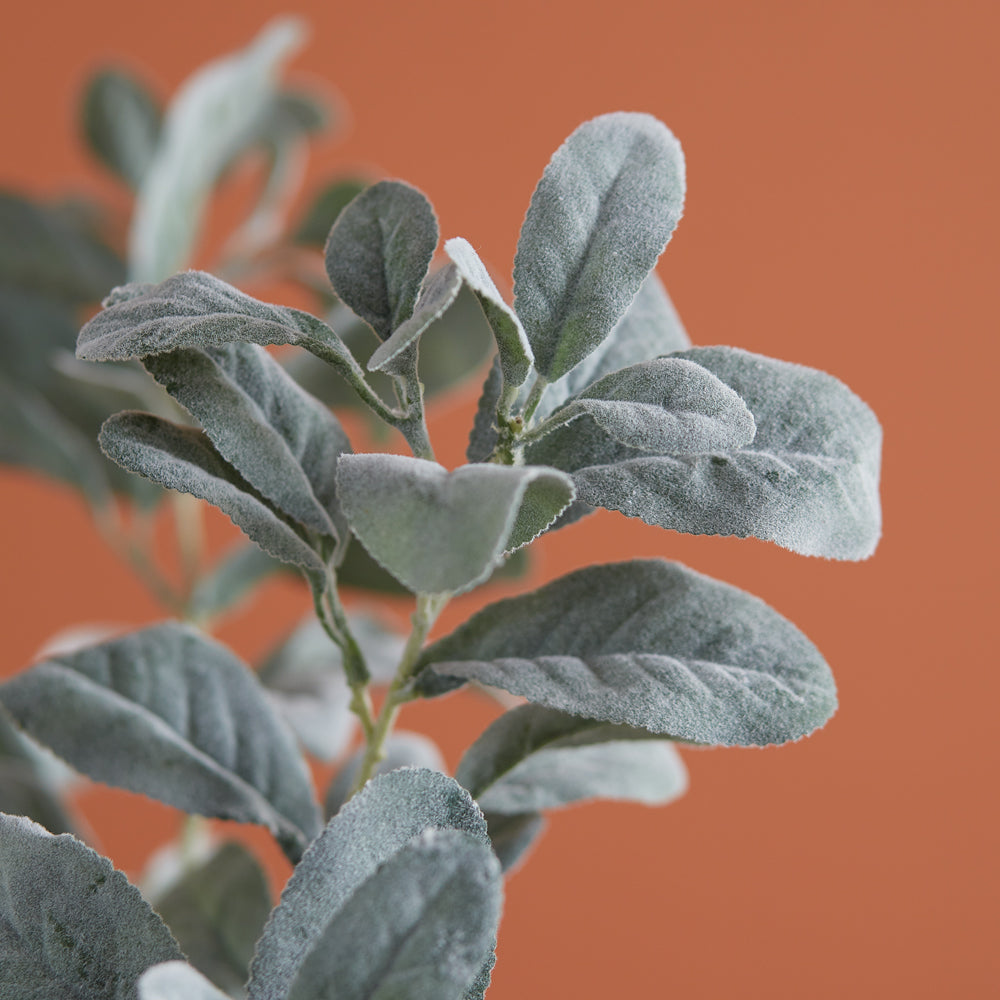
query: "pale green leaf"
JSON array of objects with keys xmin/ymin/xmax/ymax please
[
  {"xmin": 513, "ymin": 113, "xmax": 685, "ymax": 380},
  {"xmin": 0, "ymin": 623, "xmax": 321, "ymax": 859},
  {"xmin": 189, "ymin": 543, "xmax": 293, "ymax": 624},
  {"xmin": 0, "ymin": 813, "xmax": 182, "ymax": 999},
  {"xmin": 420, "ymin": 559, "xmax": 837, "ymax": 747},
  {"xmin": 139, "ymin": 962, "xmax": 231, "ymax": 1000}
]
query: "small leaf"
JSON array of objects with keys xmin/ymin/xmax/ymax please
[
  {"xmin": 189, "ymin": 543, "xmax": 294, "ymax": 623},
  {"xmin": 513, "ymin": 113, "xmax": 685, "ymax": 380},
  {"xmin": 286, "ymin": 830, "xmax": 502, "ymax": 1000},
  {"xmin": 139, "ymin": 962, "xmax": 231, "ymax": 1000},
  {"xmin": 417, "ymin": 281, "xmax": 495, "ymax": 398},
  {"xmin": 294, "ymin": 177, "xmax": 368, "ymax": 246},
  {"xmin": 420, "ymin": 559, "xmax": 837, "ymax": 747},
  {"xmin": 99, "ymin": 412, "xmax": 327, "ymax": 586},
  {"xmin": 337, "ymin": 454, "xmax": 574, "ymax": 594},
  {"xmin": 482, "ymin": 811, "xmax": 546, "ymax": 874},
  {"xmin": 535, "ymin": 357, "xmax": 755, "ymax": 453},
  {"xmin": 457, "ymin": 704, "xmax": 687, "ymax": 813},
  {"xmin": 248, "ymin": 768, "xmax": 489, "ymax": 1000},
  {"xmin": 0, "ymin": 813, "xmax": 182, "ymax": 998},
  {"xmin": 153, "ymin": 842, "xmax": 271, "ymax": 997},
  {"xmin": 81, "ymin": 68, "xmax": 162, "ymax": 189},
  {"xmin": 446, "ymin": 237, "xmax": 533, "ymax": 387},
  {"xmin": 467, "ymin": 356, "xmax": 502, "ymax": 463},
  {"xmin": 129, "ymin": 18, "xmax": 306, "ymax": 282},
  {"xmin": 143, "ymin": 343, "xmax": 352, "ymax": 552},
  {"xmin": 0, "ymin": 623, "xmax": 321, "ymax": 858},
  {"xmin": 324, "ymin": 180, "xmax": 438, "ymax": 340}
]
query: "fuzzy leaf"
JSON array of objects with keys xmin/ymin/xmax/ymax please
[
  {"xmin": 294, "ymin": 177, "xmax": 368, "ymax": 246},
  {"xmin": 513, "ymin": 113, "xmax": 685, "ymax": 380},
  {"xmin": 482, "ymin": 811, "xmax": 546, "ymax": 874},
  {"xmin": 248, "ymin": 768, "xmax": 489, "ymax": 1000},
  {"xmin": 129, "ymin": 18, "xmax": 306, "ymax": 282},
  {"xmin": 0, "ymin": 624, "xmax": 321, "ymax": 858},
  {"xmin": 446, "ymin": 237, "xmax": 533, "ymax": 387},
  {"xmin": 81, "ymin": 69, "xmax": 162, "ymax": 189},
  {"xmin": 421, "ymin": 560, "xmax": 837, "ymax": 747},
  {"xmin": 457, "ymin": 704, "xmax": 687, "ymax": 813},
  {"xmin": 324, "ymin": 180, "xmax": 438, "ymax": 340},
  {"xmin": 153, "ymin": 843, "xmax": 271, "ymax": 997},
  {"xmin": 0, "ymin": 813, "xmax": 182, "ymax": 998},
  {"xmin": 143, "ymin": 343, "xmax": 351, "ymax": 550},
  {"xmin": 286, "ymin": 829, "xmax": 501, "ymax": 1000},
  {"xmin": 337, "ymin": 454, "xmax": 574, "ymax": 594},
  {"xmin": 139, "ymin": 962, "xmax": 231, "ymax": 1000}
]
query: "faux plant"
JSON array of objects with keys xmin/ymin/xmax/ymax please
[{"xmin": 0, "ymin": 18, "xmax": 882, "ymax": 1000}]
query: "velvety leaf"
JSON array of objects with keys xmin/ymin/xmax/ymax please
[
  {"xmin": 153, "ymin": 842, "xmax": 271, "ymax": 997},
  {"xmin": 446, "ymin": 237, "xmax": 533, "ymax": 387},
  {"xmin": 335, "ymin": 535, "xmax": 411, "ymax": 594},
  {"xmin": 512, "ymin": 113, "xmax": 685, "ymax": 380},
  {"xmin": 129, "ymin": 18, "xmax": 306, "ymax": 282},
  {"xmin": 143, "ymin": 343, "xmax": 351, "ymax": 551},
  {"xmin": 189, "ymin": 543, "xmax": 294, "ymax": 623},
  {"xmin": 286, "ymin": 830, "xmax": 502, "ymax": 1000},
  {"xmin": 294, "ymin": 177, "xmax": 368, "ymax": 246},
  {"xmin": 248, "ymin": 768, "xmax": 489, "ymax": 1000},
  {"xmin": 139, "ymin": 962, "xmax": 231, "ymax": 1000},
  {"xmin": 0, "ymin": 623, "xmax": 321, "ymax": 858},
  {"xmin": 99, "ymin": 412, "xmax": 327, "ymax": 585},
  {"xmin": 325, "ymin": 732, "xmax": 445, "ymax": 817},
  {"xmin": 536, "ymin": 357, "xmax": 755, "ymax": 453},
  {"xmin": 323, "ymin": 180, "xmax": 438, "ymax": 341},
  {"xmin": 457, "ymin": 704, "xmax": 687, "ymax": 813},
  {"xmin": 482, "ymin": 811, "xmax": 546, "ymax": 875},
  {"xmin": 0, "ymin": 813, "xmax": 182, "ymax": 998},
  {"xmin": 337, "ymin": 454, "xmax": 574, "ymax": 593},
  {"xmin": 81, "ymin": 69, "xmax": 162, "ymax": 189},
  {"xmin": 420, "ymin": 559, "xmax": 837, "ymax": 747}
]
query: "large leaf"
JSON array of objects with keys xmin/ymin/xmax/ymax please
[
  {"xmin": 0, "ymin": 813, "xmax": 182, "ymax": 998},
  {"xmin": 534, "ymin": 357, "xmax": 755, "ymax": 453},
  {"xmin": 139, "ymin": 963, "xmax": 230, "ymax": 1000},
  {"xmin": 248, "ymin": 768, "xmax": 489, "ymax": 1000},
  {"xmin": 0, "ymin": 624, "xmax": 321, "ymax": 859},
  {"xmin": 532, "ymin": 346, "xmax": 883, "ymax": 560},
  {"xmin": 99, "ymin": 412, "xmax": 327, "ymax": 585},
  {"xmin": 512, "ymin": 113, "xmax": 685, "ymax": 380},
  {"xmin": 143, "ymin": 343, "xmax": 351, "ymax": 551},
  {"xmin": 323, "ymin": 180, "xmax": 438, "ymax": 341},
  {"xmin": 419, "ymin": 560, "xmax": 837, "ymax": 747},
  {"xmin": 128, "ymin": 18, "xmax": 306, "ymax": 282},
  {"xmin": 286, "ymin": 830, "xmax": 502, "ymax": 1000},
  {"xmin": 457, "ymin": 704, "xmax": 687, "ymax": 813},
  {"xmin": 81, "ymin": 69, "xmax": 162, "ymax": 189},
  {"xmin": 152, "ymin": 842, "xmax": 271, "ymax": 997},
  {"xmin": 337, "ymin": 454, "xmax": 574, "ymax": 594}
]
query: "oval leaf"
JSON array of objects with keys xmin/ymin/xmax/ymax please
[
  {"xmin": 513, "ymin": 113, "xmax": 685, "ymax": 380},
  {"xmin": 139, "ymin": 962, "xmax": 231, "ymax": 1000},
  {"xmin": 0, "ymin": 624, "xmax": 321, "ymax": 858},
  {"xmin": 337, "ymin": 454, "xmax": 574, "ymax": 594},
  {"xmin": 0, "ymin": 813, "xmax": 182, "ymax": 998},
  {"xmin": 420, "ymin": 560, "xmax": 837, "ymax": 747}
]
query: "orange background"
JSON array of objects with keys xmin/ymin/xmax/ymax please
[{"xmin": 1, "ymin": 1, "xmax": 997, "ymax": 997}]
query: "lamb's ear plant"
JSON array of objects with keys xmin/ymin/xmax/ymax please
[{"xmin": 0, "ymin": 18, "xmax": 882, "ymax": 1000}]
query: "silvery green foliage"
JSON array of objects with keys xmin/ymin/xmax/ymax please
[
  {"xmin": 189, "ymin": 543, "xmax": 294, "ymax": 623},
  {"xmin": 0, "ymin": 813, "xmax": 182, "ymax": 998},
  {"xmin": 248, "ymin": 768, "xmax": 492, "ymax": 1000},
  {"xmin": 337, "ymin": 454, "xmax": 574, "ymax": 594},
  {"xmin": 420, "ymin": 560, "xmax": 837, "ymax": 746},
  {"xmin": 0, "ymin": 624, "xmax": 321, "ymax": 859},
  {"xmin": 456, "ymin": 705, "xmax": 688, "ymax": 813},
  {"xmin": 139, "ymin": 962, "xmax": 231, "ymax": 1000}
]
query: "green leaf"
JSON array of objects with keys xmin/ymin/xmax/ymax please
[
  {"xmin": 467, "ymin": 356, "xmax": 502, "ymax": 463},
  {"xmin": 323, "ymin": 180, "xmax": 438, "ymax": 340},
  {"xmin": 128, "ymin": 17, "xmax": 306, "ymax": 282},
  {"xmin": 189, "ymin": 543, "xmax": 294, "ymax": 623},
  {"xmin": 248, "ymin": 768, "xmax": 489, "ymax": 1000},
  {"xmin": 512, "ymin": 112, "xmax": 685, "ymax": 380},
  {"xmin": 81, "ymin": 68, "xmax": 162, "ymax": 189},
  {"xmin": 457, "ymin": 705, "xmax": 687, "ymax": 813},
  {"xmin": 534, "ymin": 347, "xmax": 883, "ymax": 560},
  {"xmin": 534, "ymin": 357, "xmax": 755, "ymax": 453},
  {"xmin": 294, "ymin": 177, "xmax": 368, "ymax": 247},
  {"xmin": 446, "ymin": 237, "xmax": 533, "ymax": 387},
  {"xmin": 0, "ymin": 813, "xmax": 182, "ymax": 998},
  {"xmin": 152, "ymin": 842, "xmax": 271, "ymax": 997},
  {"xmin": 325, "ymin": 732, "xmax": 445, "ymax": 817},
  {"xmin": 286, "ymin": 830, "xmax": 502, "ymax": 1000},
  {"xmin": 139, "ymin": 962, "xmax": 231, "ymax": 1000},
  {"xmin": 482, "ymin": 811, "xmax": 546, "ymax": 874},
  {"xmin": 143, "ymin": 343, "xmax": 352, "ymax": 553},
  {"xmin": 419, "ymin": 559, "xmax": 837, "ymax": 747},
  {"xmin": 337, "ymin": 454, "xmax": 574, "ymax": 594},
  {"xmin": 99, "ymin": 412, "xmax": 327, "ymax": 586},
  {"xmin": 0, "ymin": 623, "xmax": 321, "ymax": 858}
]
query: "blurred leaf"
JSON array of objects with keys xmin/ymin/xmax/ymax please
[
  {"xmin": 189, "ymin": 542, "xmax": 294, "ymax": 623},
  {"xmin": 294, "ymin": 177, "xmax": 368, "ymax": 247},
  {"xmin": 140, "ymin": 963, "xmax": 231, "ymax": 1000},
  {"xmin": 482, "ymin": 810, "xmax": 546, "ymax": 875}
]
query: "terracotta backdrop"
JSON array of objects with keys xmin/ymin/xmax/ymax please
[{"xmin": 1, "ymin": 1, "xmax": 996, "ymax": 997}]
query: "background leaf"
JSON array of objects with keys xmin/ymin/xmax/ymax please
[
  {"xmin": 189, "ymin": 543, "xmax": 294, "ymax": 624},
  {"xmin": 139, "ymin": 962, "xmax": 231, "ymax": 1000},
  {"xmin": 293, "ymin": 177, "xmax": 368, "ymax": 246},
  {"xmin": 482, "ymin": 811, "xmax": 546, "ymax": 875}
]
